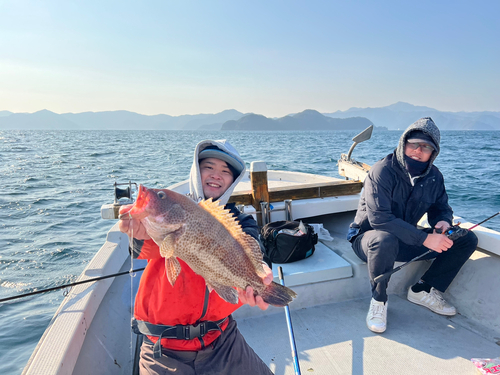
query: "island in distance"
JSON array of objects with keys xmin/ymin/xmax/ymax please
[
  {"xmin": 2, "ymin": 102, "xmax": 499, "ymax": 130},
  {"xmin": 221, "ymin": 110, "xmax": 379, "ymax": 131}
]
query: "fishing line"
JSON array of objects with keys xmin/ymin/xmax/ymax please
[
  {"xmin": 130, "ymin": 214, "xmax": 135, "ymax": 369},
  {"xmin": 0, "ymin": 267, "xmax": 146, "ymax": 304},
  {"xmin": 125, "ymin": 192, "xmax": 145, "ymax": 372}
]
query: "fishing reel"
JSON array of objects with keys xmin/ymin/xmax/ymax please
[
  {"xmin": 439, "ymin": 225, "xmax": 469, "ymax": 241},
  {"xmin": 101, "ymin": 181, "xmax": 137, "ymax": 220}
]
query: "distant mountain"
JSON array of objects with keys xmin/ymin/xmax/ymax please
[
  {"xmin": 222, "ymin": 114, "xmax": 276, "ymax": 130},
  {"xmin": 324, "ymin": 102, "xmax": 500, "ymax": 130},
  {"xmin": 0, "ymin": 109, "xmax": 81, "ymax": 130},
  {"xmin": 181, "ymin": 109, "xmax": 246, "ymax": 130},
  {"xmin": 1, "ymin": 103, "xmax": 499, "ymax": 130},
  {"xmin": 0, "ymin": 110, "xmax": 13, "ymax": 117},
  {"xmin": 0, "ymin": 109, "xmax": 246, "ymax": 130},
  {"xmin": 221, "ymin": 109, "xmax": 375, "ymax": 131}
]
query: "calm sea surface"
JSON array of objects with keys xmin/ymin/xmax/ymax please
[{"xmin": 1, "ymin": 129, "xmax": 499, "ymax": 374}]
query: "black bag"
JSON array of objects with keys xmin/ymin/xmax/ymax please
[{"xmin": 260, "ymin": 221, "xmax": 318, "ymax": 264}]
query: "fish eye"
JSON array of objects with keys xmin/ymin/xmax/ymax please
[{"xmin": 157, "ymin": 191, "xmax": 167, "ymax": 199}]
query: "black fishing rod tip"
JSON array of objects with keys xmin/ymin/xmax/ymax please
[{"xmin": 278, "ymin": 266, "xmax": 284, "ymax": 280}]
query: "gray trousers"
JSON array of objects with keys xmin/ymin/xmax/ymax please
[
  {"xmin": 139, "ymin": 317, "xmax": 273, "ymax": 375},
  {"xmin": 352, "ymin": 228, "xmax": 478, "ymax": 302}
]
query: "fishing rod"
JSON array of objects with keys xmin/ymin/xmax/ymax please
[
  {"xmin": 0, "ymin": 267, "xmax": 146, "ymax": 304},
  {"xmin": 373, "ymin": 211, "xmax": 500, "ymax": 284},
  {"xmin": 468, "ymin": 211, "xmax": 500, "ymax": 230},
  {"xmin": 278, "ymin": 266, "xmax": 301, "ymax": 375}
]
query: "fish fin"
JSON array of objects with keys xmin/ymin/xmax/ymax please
[
  {"xmin": 165, "ymin": 257, "xmax": 182, "ymax": 286},
  {"xmin": 160, "ymin": 234, "xmax": 175, "ymax": 258},
  {"xmin": 161, "ymin": 229, "xmax": 184, "ymax": 286},
  {"xmin": 210, "ymin": 282, "xmax": 239, "ymax": 304},
  {"xmin": 198, "ymin": 198, "xmax": 233, "ymax": 220},
  {"xmin": 159, "ymin": 225, "xmax": 185, "ymax": 258},
  {"xmin": 198, "ymin": 199, "xmax": 265, "ymax": 272},
  {"xmin": 252, "ymin": 251, "xmax": 269, "ymax": 278},
  {"xmin": 259, "ymin": 281, "xmax": 298, "ymax": 307}
]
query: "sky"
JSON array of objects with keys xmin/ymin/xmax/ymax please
[{"xmin": 1, "ymin": 0, "xmax": 499, "ymax": 117}]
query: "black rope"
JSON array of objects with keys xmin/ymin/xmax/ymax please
[{"xmin": 0, "ymin": 267, "xmax": 146, "ymax": 304}]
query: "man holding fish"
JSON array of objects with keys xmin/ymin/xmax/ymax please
[{"xmin": 118, "ymin": 140, "xmax": 284, "ymax": 375}]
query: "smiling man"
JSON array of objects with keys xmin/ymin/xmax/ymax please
[
  {"xmin": 199, "ymin": 157, "xmax": 234, "ymax": 199},
  {"xmin": 195, "ymin": 144, "xmax": 243, "ymax": 201},
  {"xmin": 119, "ymin": 140, "xmax": 274, "ymax": 375},
  {"xmin": 346, "ymin": 118, "xmax": 478, "ymax": 334}
]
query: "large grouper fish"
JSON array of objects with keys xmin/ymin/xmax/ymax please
[{"xmin": 121, "ymin": 185, "xmax": 297, "ymax": 307}]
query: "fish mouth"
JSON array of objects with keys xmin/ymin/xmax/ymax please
[{"xmin": 122, "ymin": 184, "xmax": 150, "ymax": 219}]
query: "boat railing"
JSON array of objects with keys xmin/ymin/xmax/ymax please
[
  {"xmin": 228, "ymin": 161, "xmax": 363, "ymax": 226},
  {"xmin": 228, "ymin": 179, "xmax": 363, "ymax": 205}
]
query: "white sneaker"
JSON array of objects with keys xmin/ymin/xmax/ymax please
[
  {"xmin": 407, "ymin": 287, "xmax": 457, "ymax": 316},
  {"xmin": 366, "ymin": 298, "xmax": 387, "ymax": 333}
]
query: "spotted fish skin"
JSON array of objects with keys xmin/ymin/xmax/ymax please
[{"xmin": 125, "ymin": 184, "xmax": 297, "ymax": 307}]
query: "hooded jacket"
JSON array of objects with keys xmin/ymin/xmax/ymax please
[
  {"xmin": 347, "ymin": 117, "xmax": 453, "ymax": 247},
  {"xmin": 132, "ymin": 140, "xmax": 265, "ymax": 351},
  {"xmin": 188, "ymin": 139, "xmax": 246, "ymax": 205}
]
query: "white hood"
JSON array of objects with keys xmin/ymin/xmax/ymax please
[{"xmin": 188, "ymin": 139, "xmax": 246, "ymax": 206}]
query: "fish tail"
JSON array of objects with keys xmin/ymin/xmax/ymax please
[{"xmin": 261, "ymin": 281, "xmax": 297, "ymax": 307}]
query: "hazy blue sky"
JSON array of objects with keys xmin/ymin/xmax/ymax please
[{"xmin": 1, "ymin": 1, "xmax": 498, "ymax": 117}]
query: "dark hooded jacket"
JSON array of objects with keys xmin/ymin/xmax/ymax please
[{"xmin": 347, "ymin": 117, "xmax": 453, "ymax": 246}]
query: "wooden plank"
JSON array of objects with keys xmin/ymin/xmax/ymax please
[
  {"xmin": 250, "ymin": 172, "xmax": 269, "ymax": 209},
  {"xmin": 228, "ymin": 191, "xmax": 253, "ymax": 206},
  {"xmin": 228, "ymin": 180, "xmax": 363, "ymax": 206},
  {"xmin": 269, "ymin": 180, "xmax": 363, "ymax": 201},
  {"xmin": 250, "ymin": 162, "xmax": 270, "ymax": 226}
]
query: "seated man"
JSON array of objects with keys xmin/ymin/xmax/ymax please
[
  {"xmin": 119, "ymin": 139, "xmax": 273, "ymax": 375},
  {"xmin": 347, "ymin": 118, "xmax": 478, "ymax": 333}
]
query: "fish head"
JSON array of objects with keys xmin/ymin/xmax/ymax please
[
  {"xmin": 127, "ymin": 185, "xmax": 181, "ymax": 221},
  {"xmin": 122, "ymin": 185, "xmax": 188, "ymax": 246}
]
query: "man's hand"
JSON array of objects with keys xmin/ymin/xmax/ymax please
[
  {"xmin": 434, "ymin": 221, "xmax": 451, "ymax": 233},
  {"xmin": 237, "ymin": 263, "xmax": 273, "ymax": 311},
  {"xmin": 118, "ymin": 204, "xmax": 151, "ymax": 240},
  {"xmin": 423, "ymin": 226, "xmax": 453, "ymax": 253}
]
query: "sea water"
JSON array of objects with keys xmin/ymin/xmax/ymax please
[{"xmin": 0, "ymin": 129, "xmax": 499, "ymax": 374}]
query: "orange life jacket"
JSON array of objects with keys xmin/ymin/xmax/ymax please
[{"xmin": 134, "ymin": 238, "xmax": 242, "ymax": 351}]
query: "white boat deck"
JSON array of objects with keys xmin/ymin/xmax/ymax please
[{"xmin": 238, "ymin": 295, "xmax": 499, "ymax": 375}]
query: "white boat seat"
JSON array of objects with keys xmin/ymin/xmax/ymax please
[{"xmin": 271, "ymin": 241, "xmax": 352, "ymax": 287}]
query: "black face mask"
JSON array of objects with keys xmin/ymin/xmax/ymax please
[{"xmin": 404, "ymin": 154, "xmax": 429, "ymax": 177}]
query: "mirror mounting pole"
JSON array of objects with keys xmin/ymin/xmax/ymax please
[{"xmin": 346, "ymin": 125, "xmax": 373, "ymax": 161}]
